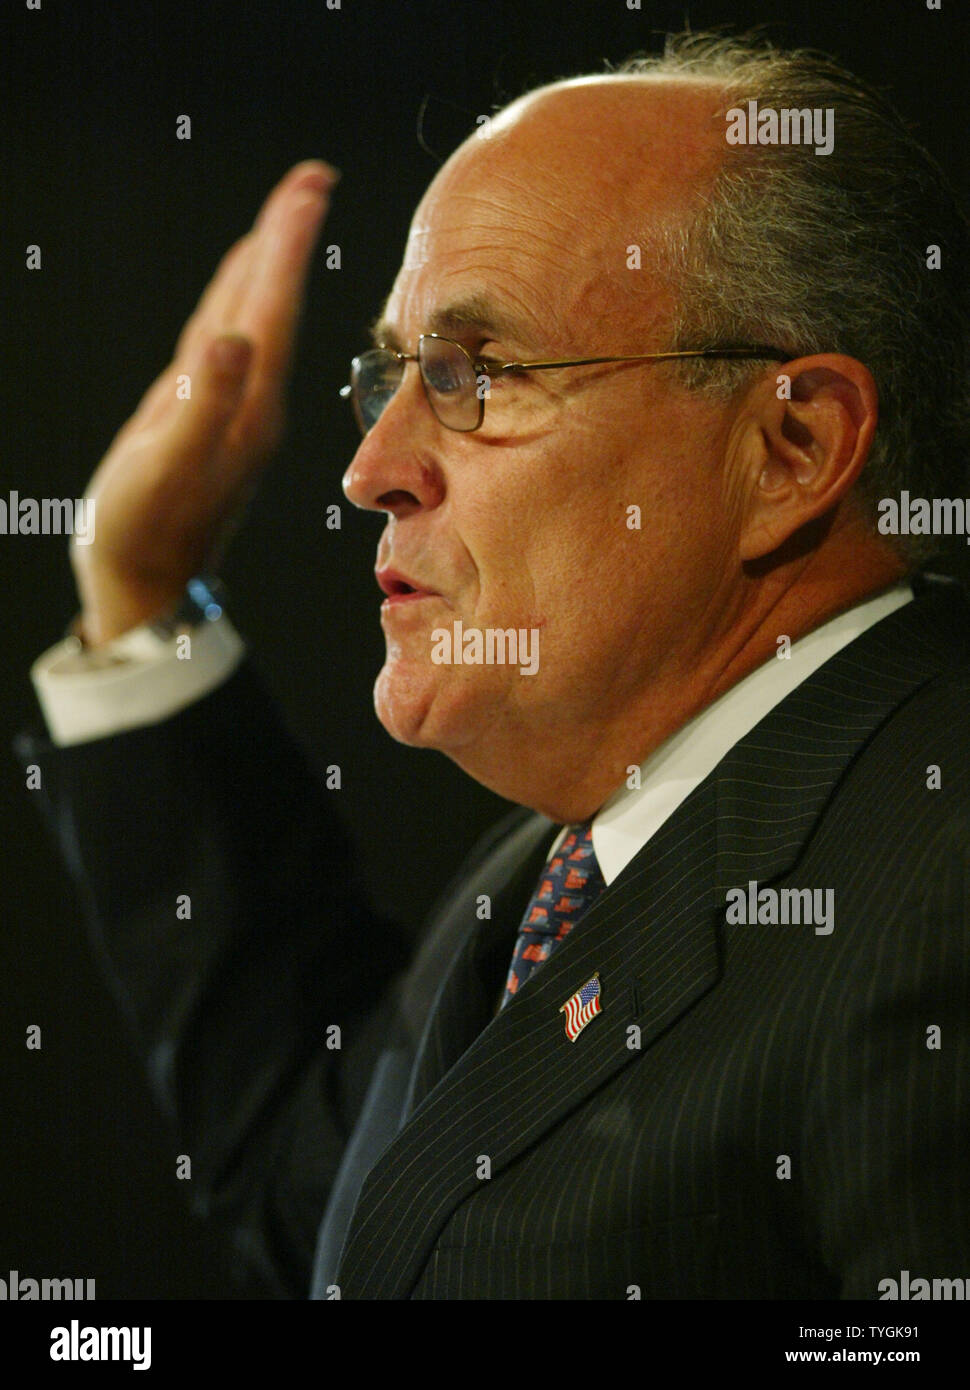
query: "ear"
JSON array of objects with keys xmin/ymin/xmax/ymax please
[{"xmin": 736, "ymin": 355, "xmax": 878, "ymax": 562}]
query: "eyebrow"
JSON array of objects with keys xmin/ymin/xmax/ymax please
[{"xmin": 368, "ymin": 293, "xmax": 536, "ymax": 353}]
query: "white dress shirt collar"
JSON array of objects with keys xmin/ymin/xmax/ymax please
[{"xmin": 578, "ymin": 582, "xmax": 915, "ymax": 886}]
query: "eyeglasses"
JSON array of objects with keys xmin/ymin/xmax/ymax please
[{"xmin": 339, "ymin": 333, "xmax": 790, "ymax": 435}]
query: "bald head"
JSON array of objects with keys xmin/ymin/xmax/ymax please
[
  {"xmin": 399, "ymin": 77, "xmax": 730, "ymax": 356},
  {"xmin": 488, "ymin": 72, "xmax": 729, "ymax": 192}
]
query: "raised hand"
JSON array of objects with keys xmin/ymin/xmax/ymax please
[{"xmin": 71, "ymin": 160, "xmax": 338, "ymax": 645}]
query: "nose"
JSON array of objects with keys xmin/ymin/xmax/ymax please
[{"xmin": 341, "ymin": 367, "xmax": 446, "ymax": 517}]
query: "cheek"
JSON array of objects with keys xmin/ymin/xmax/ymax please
[
  {"xmin": 449, "ymin": 404, "xmax": 726, "ymax": 638},
  {"xmin": 447, "ymin": 477, "xmax": 547, "ymax": 620},
  {"xmin": 515, "ymin": 484, "xmax": 722, "ymax": 668}
]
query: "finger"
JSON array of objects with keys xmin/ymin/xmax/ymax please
[
  {"xmin": 227, "ymin": 187, "xmax": 331, "ymax": 424},
  {"xmin": 253, "ymin": 159, "xmax": 340, "ymax": 233},
  {"xmin": 160, "ymin": 334, "xmax": 256, "ymax": 489},
  {"xmin": 192, "ymin": 178, "xmax": 333, "ymax": 459},
  {"xmin": 112, "ymin": 164, "xmax": 336, "ymax": 451},
  {"xmin": 175, "ymin": 162, "xmax": 337, "ymax": 373},
  {"xmin": 134, "ymin": 176, "xmax": 332, "ymax": 430},
  {"xmin": 131, "ymin": 233, "xmax": 259, "ymax": 435},
  {"xmin": 218, "ymin": 161, "xmax": 337, "ymax": 335},
  {"xmin": 172, "ymin": 234, "xmax": 256, "ymax": 364}
]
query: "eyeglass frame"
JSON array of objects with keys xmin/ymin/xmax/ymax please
[{"xmin": 339, "ymin": 332, "xmax": 792, "ymax": 434}]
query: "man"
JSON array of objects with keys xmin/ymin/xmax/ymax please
[{"xmin": 21, "ymin": 33, "xmax": 970, "ymax": 1298}]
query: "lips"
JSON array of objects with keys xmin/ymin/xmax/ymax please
[{"xmin": 376, "ymin": 567, "xmax": 441, "ymax": 603}]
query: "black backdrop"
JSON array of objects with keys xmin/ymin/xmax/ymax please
[{"xmin": 2, "ymin": 0, "xmax": 967, "ymax": 1299}]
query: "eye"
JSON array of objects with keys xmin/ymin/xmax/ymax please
[
  {"xmin": 475, "ymin": 345, "xmax": 514, "ymax": 385},
  {"xmin": 424, "ymin": 352, "xmax": 469, "ymax": 395}
]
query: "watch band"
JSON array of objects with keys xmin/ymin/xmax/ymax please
[
  {"xmin": 66, "ymin": 576, "xmax": 227, "ymax": 655},
  {"xmin": 150, "ymin": 576, "xmax": 226, "ymax": 638}
]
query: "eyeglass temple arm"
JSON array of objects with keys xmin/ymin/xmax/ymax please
[
  {"xmin": 338, "ymin": 346, "xmax": 790, "ymax": 396},
  {"xmin": 493, "ymin": 347, "xmax": 790, "ymax": 372}
]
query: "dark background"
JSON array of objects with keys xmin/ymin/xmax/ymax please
[{"xmin": 2, "ymin": 0, "xmax": 966, "ymax": 1298}]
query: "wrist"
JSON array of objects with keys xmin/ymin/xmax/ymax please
[{"xmin": 71, "ymin": 577, "xmax": 226, "ymax": 651}]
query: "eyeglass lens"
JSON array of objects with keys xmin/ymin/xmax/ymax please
[
  {"xmin": 350, "ymin": 350, "xmax": 404, "ymax": 434},
  {"xmin": 351, "ymin": 338, "xmax": 481, "ymax": 434},
  {"xmin": 417, "ymin": 336, "xmax": 480, "ymax": 431}
]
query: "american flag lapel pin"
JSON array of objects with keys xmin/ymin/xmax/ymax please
[{"xmin": 559, "ymin": 973, "xmax": 602, "ymax": 1042}]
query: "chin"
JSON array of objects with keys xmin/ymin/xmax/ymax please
[
  {"xmin": 373, "ymin": 659, "xmax": 491, "ymax": 752},
  {"xmin": 374, "ymin": 660, "xmax": 443, "ymax": 747}
]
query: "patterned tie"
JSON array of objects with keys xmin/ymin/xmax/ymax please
[{"xmin": 500, "ymin": 821, "xmax": 605, "ymax": 1010}]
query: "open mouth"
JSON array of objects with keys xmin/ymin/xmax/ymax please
[{"xmin": 377, "ymin": 568, "xmax": 440, "ymax": 603}]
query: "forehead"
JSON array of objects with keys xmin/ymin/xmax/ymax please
[{"xmin": 376, "ymin": 77, "xmax": 726, "ymax": 354}]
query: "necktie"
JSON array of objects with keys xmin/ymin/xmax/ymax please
[{"xmin": 500, "ymin": 821, "xmax": 604, "ymax": 1010}]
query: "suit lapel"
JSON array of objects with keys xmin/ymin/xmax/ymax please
[
  {"xmin": 336, "ymin": 776, "xmax": 723, "ymax": 1298},
  {"xmin": 336, "ymin": 578, "xmax": 970, "ymax": 1298},
  {"xmin": 399, "ymin": 810, "xmax": 555, "ymax": 1120},
  {"xmin": 713, "ymin": 576, "xmax": 970, "ymax": 893}
]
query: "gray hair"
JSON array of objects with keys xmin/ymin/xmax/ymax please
[{"xmin": 611, "ymin": 32, "xmax": 970, "ymax": 569}]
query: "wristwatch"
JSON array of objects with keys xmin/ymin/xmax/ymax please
[
  {"xmin": 64, "ymin": 577, "xmax": 227, "ymax": 667},
  {"xmin": 149, "ymin": 576, "xmax": 226, "ymax": 637}
]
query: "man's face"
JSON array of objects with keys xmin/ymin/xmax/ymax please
[{"xmin": 343, "ymin": 78, "xmax": 744, "ymax": 807}]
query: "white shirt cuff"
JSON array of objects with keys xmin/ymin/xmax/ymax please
[{"xmin": 31, "ymin": 615, "xmax": 245, "ymax": 747}]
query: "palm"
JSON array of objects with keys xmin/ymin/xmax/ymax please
[{"xmin": 71, "ymin": 161, "xmax": 338, "ymax": 644}]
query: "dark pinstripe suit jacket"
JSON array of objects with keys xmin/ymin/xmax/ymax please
[{"xmin": 21, "ymin": 574, "xmax": 970, "ymax": 1299}]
